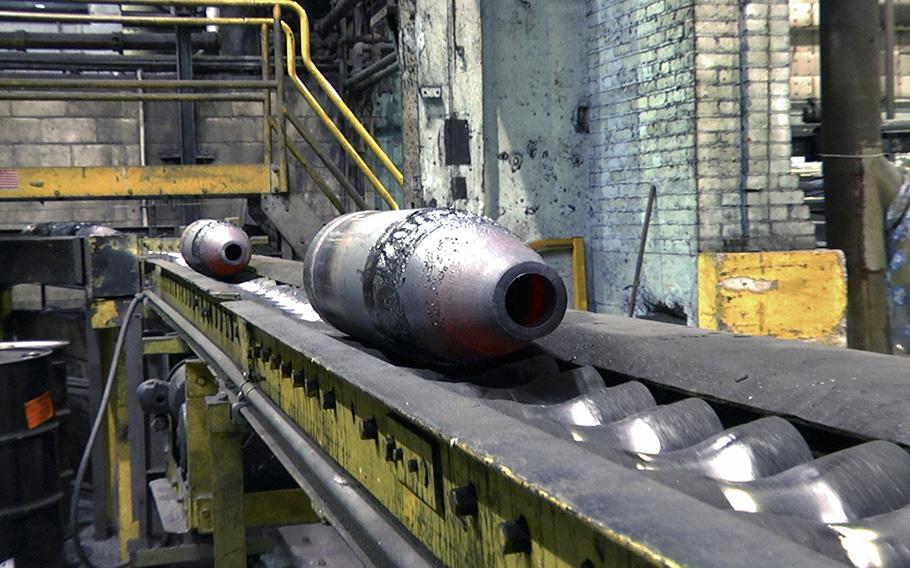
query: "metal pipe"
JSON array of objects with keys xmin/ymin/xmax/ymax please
[
  {"xmin": 343, "ymin": 52, "xmax": 397, "ymax": 87},
  {"xmin": 0, "ymin": 31, "xmax": 219, "ymax": 51},
  {"xmin": 886, "ymin": 0, "xmax": 897, "ymax": 120},
  {"xmin": 143, "ymin": 292, "xmax": 435, "ymax": 568},
  {"xmin": 347, "ymin": 62, "xmax": 399, "ymax": 92},
  {"xmin": 138, "ymin": 70, "xmax": 148, "ymax": 228},
  {"xmin": 283, "ymin": 107, "xmax": 368, "ymax": 210},
  {"xmin": 0, "ymin": 91, "xmax": 266, "ymax": 101},
  {"xmin": 0, "ymin": 53, "xmax": 333, "ymax": 73},
  {"xmin": 0, "ymin": 52, "xmax": 330, "ymax": 75},
  {"xmin": 314, "ymin": 0, "xmax": 360, "ymax": 34},
  {"xmin": 0, "ymin": 78, "xmax": 277, "ymax": 90},
  {"xmin": 0, "ymin": 10, "xmax": 271, "ymax": 26},
  {"xmin": 629, "ymin": 185, "xmax": 656, "ymax": 318},
  {"xmin": 176, "ymin": 25, "xmax": 198, "ymax": 173},
  {"xmin": 280, "ymin": 22, "xmax": 399, "ymax": 210},
  {"xmin": 299, "ymin": 35, "xmax": 405, "ymax": 187},
  {"xmin": 303, "ymin": 208, "xmax": 568, "ymax": 364}
]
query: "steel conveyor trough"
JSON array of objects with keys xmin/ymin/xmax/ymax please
[{"xmin": 143, "ymin": 254, "xmax": 910, "ymax": 568}]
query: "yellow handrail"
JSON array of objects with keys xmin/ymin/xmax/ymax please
[
  {"xmin": 53, "ymin": 0, "xmax": 405, "ymax": 188},
  {"xmin": 280, "ymin": 21, "xmax": 399, "ymax": 210},
  {"xmin": 17, "ymin": 0, "xmax": 404, "ymax": 210}
]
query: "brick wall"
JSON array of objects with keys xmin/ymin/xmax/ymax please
[
  {"xmin": 695, "ymin": 0, "xmax": 813, "ymax": 252},
  {"xmin": 586, "ymin": 0, "xmax": 698, "ymax": 318},
  {"xmin": 585, "ymin": 0, "xmax": 813, "ymax": 321}
]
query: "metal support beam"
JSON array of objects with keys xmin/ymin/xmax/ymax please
[
  {"xmin": 315, "ymin": 0, "xmax": 360, "ymax": 34},
  {"xmin": 820, "ymin": 0, "xmax": 893, "ymax": 353},
  {"xmin": 176, "ymin": 23, "xmax": 199, "ymax": 226},
  {"xmin": 0, "ymin": 164, "xmax": 274, "ymax": 200}
]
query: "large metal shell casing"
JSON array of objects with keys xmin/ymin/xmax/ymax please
[
  {"xmin": 303, "ymin": 208, "xmax": 568, "ymax": 364},
  {"xmin": 180, "ymin": 219, "xmax": 252, "ymax": 279}
]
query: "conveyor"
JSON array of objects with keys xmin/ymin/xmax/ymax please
[{"xmin": 141, "ymin": 252, "xmax": 910, "ymax": 568}]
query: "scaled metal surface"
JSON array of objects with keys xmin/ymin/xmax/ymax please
[
  {"xmin": 302, "ymin": 208, "xmax": 568, "ymax": 364},
  {"xmin": 180, "ymin": 219, "xmax": 253, "ymax": 279}
]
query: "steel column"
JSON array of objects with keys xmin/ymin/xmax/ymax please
[
  {"xmin": 820, "ymin": 0, "xmax": 892, "ymax": 353},
  {"xmin": 176, "ymin": 22, "xmax": 200, "ymax": 226},
  {"xmin": 207, "ymin": 396, "xmax": 246, "ymax": 567}
]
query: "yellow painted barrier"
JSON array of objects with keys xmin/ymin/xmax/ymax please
[{"xmin": 698, "ymin": 250, "xmax": 847, "ymax": 345}]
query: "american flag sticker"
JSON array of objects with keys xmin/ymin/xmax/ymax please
[{"xmin": 0, "ymin": 169, "xmax": 19, "ymax": 190}]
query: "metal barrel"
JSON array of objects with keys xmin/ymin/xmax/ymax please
[
  {"xmin": 179, "ymin": 219, "xmax": 252, "ymax": 279},
  {"xmin": 0, "ymin": 347, "xmax": 63, "ymax": 568},
  {"xmin": 303, "ymin": 208, "xmax": 568, "ymax": 364}
]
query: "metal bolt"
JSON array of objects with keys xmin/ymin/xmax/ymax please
[
  {"xmin": 499, "ymin": 517, "xmax": 531, "ymax": 555},
  {"xmin": 304, "ymin": 377, "xmax": 319, "ymax": 397},
  {"xmin": 359, "ymin": 418, "xmax": 377, "ymax": 440},
  {"xmin": 384, "ymin": 436, "xmax": 396, "ymax": 461},
  {"xmin": 260, "ymin": 346, "xmax": 271, "ymax": 361},
  {"xmin": 407, "ymin": 458, "xmax": 419, "ymax": 473},
  {"xmin": 450, "ymin": 485, "xmax": 478, "ymax": 517},
  {"xmin": 292, "ymin": 371, "xmax": 306, "ymax": 387},
  {"xmin": 195, "ymin": 376, "xmax": 206, "ymax": 386},
  {"xmin": 251, "ymin": 345, "xmax": 261, "ymax": 358},
  {"xmin": 281, "ymin": 362, "xmax": 292, "ymax": 377},
  {"xmin": 393, "ymin": 447, "xmax": 403, "ymax": 462},
  {"xmin": 269, "ymin": 353, "xmax": 281, "ymax": 370},
  {"xmin": 201, "ymin": 508, "xmax": 211, "ymax": 519},
  {"xmin": 321, "ymin": 389, "xmax": 336, "ymax": 410}
]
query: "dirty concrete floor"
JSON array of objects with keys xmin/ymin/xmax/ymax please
[{"xmin": 67, "ymin": 522, "xmax": 362, "ymax": 567}]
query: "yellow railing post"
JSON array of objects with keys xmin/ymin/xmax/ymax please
[{"xmin": 528, "ymin": 238, "xmax": 589, "ymax": 311}]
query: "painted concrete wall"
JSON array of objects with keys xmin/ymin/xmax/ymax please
[{"xmin": 479, "ymin": 0, "xmax": 590, "ymax": 303}]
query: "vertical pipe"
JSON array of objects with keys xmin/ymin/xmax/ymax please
[
  {"xmin": 629, "ymin": 185, "xmax": 657, "ymax": 318},
  {"xmin": 736, "ymin": 2, "xmax": 750, "ymax": 246},
  {"xmin": 176, "ymin": 28, "xmax": 197, "ymax": 166},
  {"xmin": 138, "ymin": 69, "xmax": 149, "ymax": 230},
  {"xmin": 885, "ymin": 0, "xmax": 897, "ymax": 120},
  {"xmin": 272, "ymin": 5, "xmax": 288, "ymax": 193},
  {"xmin": 820, "ymin": 0, "xmax": 892, "ymax": 352}
]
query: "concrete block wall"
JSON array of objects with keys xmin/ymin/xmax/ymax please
[
  {"xmin": 0, "ymin": 79, "xmax": 343, "ymax": 237},
  {"xmin": 586, "ymin": 0, "xmax": 813, "ymax": 321},
  {"xmin": 0, "ymin": 5, "xmax": 343, "ymax": 239},
  {"xmin": 0, "ymin": 99, "xmax": 145, "ymax": 230}
]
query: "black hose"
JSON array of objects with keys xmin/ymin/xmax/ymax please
[{"xmin": 70, "ymin": 292, "xmax": 146, "ymax": 568}]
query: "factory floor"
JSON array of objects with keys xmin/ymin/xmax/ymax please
[{"xmin": 66, "ymin": 499, "xmax": 363, "ymax": 567}]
